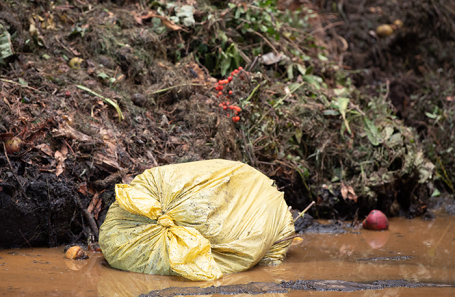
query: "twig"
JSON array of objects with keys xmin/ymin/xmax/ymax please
[
  {"xmin": 151, "ymin": 83, "xmax": 206, "ymax": 94},
  {"xmin": 383, "ymin": 79, "xmax": 390, "ymax": 101},
  {"xmin": 248, "ymin": 55, "xmax": 261, "ymax": 72},
  {"xmin": 310, "ymin": 21, "xmax": 344, "ymax": 35},
  {"xmin": 73, "ymin": 194, "xmax": 99, "ymax": 239},
  {"xmin": 273, "ymin": 234, "xmax": 300, "ymax": 245},
  {"xmin": 247, "ymin": 29, "xmax": 280, "ymax": 55},
  {"xmin": 0, "ymin": 78, "xmax": 40, "ymax": 92},
  {"xmin": 19, "ymin": 229, "xmax": 33, "ymax": 249},
  {"xmin": 273, "ymin": 81, "xmax": 306, "ymax": 108},
  {"xmin": 93, "ymin": 168, "xmax": 128, "ymax": 190},
  {"xmin": 293, "ymin": 201, "xmax": 316, "ymax": 223},
  {"xmin": 3, "ymin": 143, "xmax": 26, "ymax": 195}
]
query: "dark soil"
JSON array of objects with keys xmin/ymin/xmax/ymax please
[{"xmin": 140, "ymin": 280, "xmax": 454, "ymax": 296}]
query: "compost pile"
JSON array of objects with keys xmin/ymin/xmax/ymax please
[{"xmin": 0, "ymin": 0, "xmax": 450, "ymax": 248}]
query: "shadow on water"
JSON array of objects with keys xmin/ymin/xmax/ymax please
[{"xmin": 0, "ymin": 216, "xmax": 454, "ymax": 296}]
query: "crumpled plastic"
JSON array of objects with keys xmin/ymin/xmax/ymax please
[{"xmin": 99, "ymin": 159, "xmax": 295, "ymax": 281}]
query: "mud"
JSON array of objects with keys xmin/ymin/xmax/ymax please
[
  {"xmin": 141, "ymin": 280, "xmax": 453, "ymax": 296},
  {"xmin": 1, "ymin": 216, "xmax": 455, "ymax": 296}
]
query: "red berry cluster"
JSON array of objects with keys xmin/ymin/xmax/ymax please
[
  {"xmin": 213, "ymin": 67, "xmax": 246, "ymax": 123},
  {"xmin": 218, "ymin": 101, "xmax": 242, "ymax": 123}
]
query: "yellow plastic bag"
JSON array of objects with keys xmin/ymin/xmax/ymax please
[{"xmin": 99, "ymin": 159, "xmax": 295, "ymax": 281}]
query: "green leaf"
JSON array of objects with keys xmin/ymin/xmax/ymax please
[
  {"xmin": 77, "ymin": 85, "xmax": 124, "ymax": 122},
  {"xmin": 295, "ymin": 129, "xmax": 302, "ymax": 144},
  {"xmin": 296, "ymin": 64, "xmax": 306, "ymax": 76},
  {"xmin": 431, "ymin": 188, "xmax": 440, "ymax": 197},
  {"xmin": 97, "ymin": 72, "xmax": 110, "ymax": 80},
  {"xmin": 363, "ymin": 116, "xmax": 381, "ymax": 146},
  {"xmin": 305, "ymin": 65, "xmax": 313, "ymax": 74},
  {"xmin": 18, "ymin": 78, "xmax": 28, "ymax": 86},
  {"xmin": 317, "ymin": 53, "xmax": 328, "ymax": 61},
  {"xmin": 338, "ymin": 97, "xmax": 351, "ymax": 134},
  {"xmin": 425, "ymin": 112, "xmax": 437, "ymax": 119},
  {"xmin": 302, "ymin": 75, "xmax": 321, "ymax": 89},
  {"xmin": 323, "ymin": 109, "xmax": 340, "ymax": 116},
  {"xmin": 220, "ymin": 53, "xmax": 231, "ymax": 76},
  {"xmin": 0, "ymin": 29, "xmax": 13, "ymax": 59},
  {"xmin": 175, "ymin": 5, "xmax": 195, "ymax": 27},
  {"xmin": 287, "ymin": 64, "xmax": 294, "ymax": 79}
]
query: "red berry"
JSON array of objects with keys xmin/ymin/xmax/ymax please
[
  {"xmin": 234, "ymin": 69, "xmax": 239, "ymax": 74},
  {"xmin": 238, "ymin": 67, "xmax": 243, "ymax": 70},
  {"xmin": 219, "ymin": 86, "xmax": 223, "ymax": 91},
  {"xmin": 65, "ymin": 90, "xmax": 71, "ymax": 97},
  {"xmin": 228, "ymin": 76, "xmax": 233, "ymax": 82},
  {"xmin": 222, "ymin": 101, "xmax": 226, "ymax": 105},
  {"xmin": 223, "ymin": 106, "xmax": 227, "ymax": 110},
  {"xmin": 226, "ymin": 101, "xmax": 231, "ymax": 105},
  {"xmin": 218, "ymin": 91, "xmax": 222, "ymax": 95},
  {"xmin": 218, "ymin": 80, "xmax": 223, "ymax": 85},
  {"xmin": 224, "ymin": 79, "xmax": 229, "ymax": 84},
  {"xmin": 229, "ymin": 106, "xmax": 234, "ymax": 110},
  {"xmin": 229, "ymin": 90, "xmax": 233, "ymax": 95},
  {"xmin": 218, "ymin": 103, "xmax": 223, "ymax": 107}
]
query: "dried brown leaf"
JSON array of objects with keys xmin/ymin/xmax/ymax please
[
  {"xmin": 78, "ymin": 182, "xmax": 88, "ymax": 195},
  {"xmin": 36, "ymin": 143, "xmax": 53, "ymax": 156},
  {"xmin": 87, "ymin": 192, "xmax": 101, "ymax": 214},
  {"xmin": 134, "ymin": 11, "xmax": 182, "ymax": 30},
  {"xmin": 341, "ymin": 182, "xmax": 348, "ymax": 199}
]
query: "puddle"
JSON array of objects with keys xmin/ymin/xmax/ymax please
[{"xmin": 0, "ymin": 216, "xmax": 454, "ymax": 296}]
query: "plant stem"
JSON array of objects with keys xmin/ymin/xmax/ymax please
[
  {"xmin": 293, "ymin": 201, "xmax": 315, "ymax": 223},
  {"xmin": 151, "ymin": 83, "xmax": 206, "ymax": 94}
]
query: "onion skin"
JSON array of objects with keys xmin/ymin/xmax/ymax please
[
  {"xmin": 5, "ymin": 137, "xmax": 22, "ymax": 154},
  {"xmin": 376, "ymin": 24, "xmax": 394, "ymax": 38},
  {"xmin": 65, "ymin": 246, "xmax": 89, "ymax": 260},
  {"xmin": 362, "ymin": 210, "xmax": 389, "ymax": 230}
]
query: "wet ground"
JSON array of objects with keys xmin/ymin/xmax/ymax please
[{"xmin": 1, "ymin": 216, "xmax": 454, "ymax": 296}]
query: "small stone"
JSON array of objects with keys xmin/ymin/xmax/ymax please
[{"xmin": 131, "ymin": 93, "xmax": 146, "ymax": 107}]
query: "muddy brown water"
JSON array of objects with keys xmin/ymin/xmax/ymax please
[{"xmin": 1, "ymin": 217, "xmax": 454, "ymax": 297}]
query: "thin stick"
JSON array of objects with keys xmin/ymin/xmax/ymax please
[
  {"xmin": 248, "ymin": 55, "xmax": 261, "ymax": 72},
  {"xmin": 247, "ymin": 29, "xmax": 280, "ymax": 55},
  {"xmin": 73, "ymin": 194, "xmax": 99, "ymax": 239},
  {"xmin": 273, "ymin": 81, "xmax": 305, "ymax": 108},
  {"xmin": 3, "ymin": 143, "xmax": 26, "ymax": 194},
  {"xmin": 273, "ymin": 234, "xmax": 300, "ymax": 245},
  {"xmin": 151, "ymin": 83, "xmax": 206, "ymax": 95},
  {"xmin": 293, "ymin": 201, "xmax": 315, "ymax": 223},
  {"xmin": 0, "ymin": 78, "xmax": 40, "ymax": 92},
  {"xmin": 19, "ymin": 229, "xmax": 33, "ymax": 249}
]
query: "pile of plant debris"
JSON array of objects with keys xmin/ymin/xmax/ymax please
[
  {"xmin": 0, "ymin": 0, "xmax": 440, "ymax": 248},
  {"xmin": 318, "ymin": 0, "xmax": 455, "ymax": 203}
]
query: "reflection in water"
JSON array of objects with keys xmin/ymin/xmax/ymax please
[{"xmin": 0, "ymin": 217, "xmax": 454, "ymax": 296}]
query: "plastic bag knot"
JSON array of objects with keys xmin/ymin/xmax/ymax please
[{"xmin": 157, "ymin": 215, "xmax": 175, "ymax": 228}]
